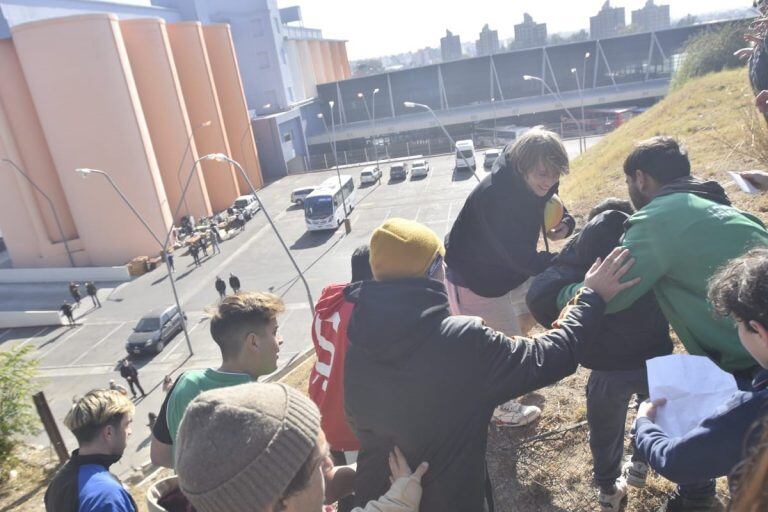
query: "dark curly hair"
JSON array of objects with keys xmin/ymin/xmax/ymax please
[{"xmin": 708, "ymin": 248, "xmax": 768, "ymax": 332}]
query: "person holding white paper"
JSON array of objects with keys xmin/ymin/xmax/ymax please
[{"xmin": 634, "ymin": 248, "xmax": 768, "ymax": 510}]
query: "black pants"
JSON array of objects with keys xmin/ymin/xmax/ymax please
[
  {"xmin": 127, "ymin": 378, "xmax": 146, "ymax": 397},
  {"xmin": 586, "ymin": 368, "xmax": 648, "ymax": 491},
  {"xmin": 89, "ymin": 294, "xmax": 101, "ymax": 307}
]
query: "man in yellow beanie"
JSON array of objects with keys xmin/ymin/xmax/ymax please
[{"xmin": 344, "ymin": 218, "xmax": 639, "ymax": 512}]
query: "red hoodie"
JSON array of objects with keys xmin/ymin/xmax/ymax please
[{"xmin": 309, "ymin": 283, "xmax": 360, "ymax": 451}]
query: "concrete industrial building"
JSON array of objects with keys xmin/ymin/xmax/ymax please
[
  {"xmin": 0, "ymin": 13, "xmax": 260, "ymax": 268},
  {"xmin": 440, "ymin": 30, "xmax": 462, "ymax": 62},
  {"xmin": 632, "ymin": 0, "xmax": 671, "ymax": 32},
  {"xmin": 590, "ymin": 1, "xmax": 626, "ymax": 39},
  {"xmin": 476, "ymin": 24, "xmax": 500, "ymax": 56},
  {"xmin": 0, "ymin": 1, "xmax": 350, "ymax": 268},
  {"xmin": 514, "ymin": 13, "xmax": 547, "ymax": 49}
]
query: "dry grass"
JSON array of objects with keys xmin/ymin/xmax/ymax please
[
  {"xmin": 0, "ymin": 445, "xmax": 58, "ymax": 512},
  {"xmin": 561, "ymin": 68, "xmax": 768, "ymax": 224}
]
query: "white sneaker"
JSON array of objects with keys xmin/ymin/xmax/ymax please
[
  {"xmin": 622, "ymin": 459, "xmax": 649, "ymax": 488},
  {"xmin": 598, "ymin": 477, "xmax": 628, "ymax": 512},
  {"xmin": 492, "ymin": 400, "xmax": 541, "ymax": 427}
]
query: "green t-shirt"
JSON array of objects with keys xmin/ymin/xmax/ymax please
[{"xmin": 155, "ymin": 368, "xmax": 252, "ymax": 461}]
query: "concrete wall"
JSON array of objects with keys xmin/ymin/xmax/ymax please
[
  {"xmin": 202, "ymin": 23, "xmax": 263, "ymax": 191},
  {"xmin": 120, "ymin": 18, "xmax": 212, "ymax": 222},
  {"xmin": 0, "ymin": 311, "xmax": 64, "ymax": 328},
  {"xmin": 166, "ymin": 21, "xmax": 240, "ymax": 212},
  {"xmin": 0, "ymin": 265, "xmax": 130, "ymax": 283},
  {"xmin": 11, "ymin": 13, "xmax": 173, "ymax": 266},
  {"xmin": 293, "ymin": 39, "xmax": 318, "ymax": 99}
]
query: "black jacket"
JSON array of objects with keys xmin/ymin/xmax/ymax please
[
  {"xmin": 444, "ymin": 161, "xmax": 574, "ymax": 298},
  {"xmin": 343, "ymin": 278, "xmax": 605, "ymax": 512},
  {"xmin": 44, "ymin": 450, "xmax": 136, "ymax": 512},
  {"xmin": 120, "ymin": 364, "xmax": 138, "ymax": 382},
  {"xmin": 527, "ymin": 210, "xmax": 672, "ymax": 371},
  {"xmin": 229, "ymin": 276, "xmax": 241, "ymax": 289}
]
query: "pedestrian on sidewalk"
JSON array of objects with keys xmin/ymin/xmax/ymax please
[
  {"xmin": 189, "ymin": 243, "xmax": 201, "ymax": 267},
  {"xmin": 85, "ymin": 281, "xmax": 101, "ymax": 308},
  {"xmin": 229, "ymin": 273, "xmax": 241, "ymax": 293},
  {"xmin": 198, "ymin": 238, "xmax": 208, "ymax": 258},
  {"xmin": 120, "ymin": 359, "xmax": 146, "ymax": 398},
  {"xmin": 60, "ymin": 302, "xmax": 75, "ymax": 326},
  {"xmin": 215, "ymin": 276, "xmax": 226, "ymax": 299},
  {"xmin": 209, "ymin": 229, "xmax": 221, "ymax": 254},
  {"xmin": 68, "ymin": 282, "xmax": 81, "ymax": 306},
  {"xmin": 165, "ymin": 251, "xmax": 175, "ymax": 273}
]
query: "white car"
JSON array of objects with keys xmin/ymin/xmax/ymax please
[
  {"xmin": 291, "ymin": 187, "xmax": 315, "ymax": 205},
  {"xmin": 410, "ymin": 160, "xmax": 430, "ymax": 178},
  {"xmin": 233, "ymin": 195, "xmax": 259, "ymax": 217},
  {"xmin": 484, "ymin": 150, "xmax": 501, "ymax": 169},
  {"xmin": 360, "ymin": 166, "xmax": 382, "ymax": 185}
]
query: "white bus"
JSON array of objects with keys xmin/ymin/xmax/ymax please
[
  {"xmin": 303, "ymin": 175, "xmax": 356, "ymax": 231},
  {"xmin": 455, "ymin": 139, "xmax": 476, "ymax": 171}
]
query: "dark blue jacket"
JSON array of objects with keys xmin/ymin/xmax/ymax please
[{"xmin": 634, "ymin": 369, "xmax": 768, "ymax": 484}]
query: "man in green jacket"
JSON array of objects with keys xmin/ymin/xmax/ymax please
[{"xmin": 558, "ymin": 136, "xmax": 768, "ymax": 512}]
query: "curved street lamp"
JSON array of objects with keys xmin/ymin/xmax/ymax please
[
  {"xmin": 2, "ymin": 158, "xmax": 76, "ymax": 267},
  {"xmin": 403, "ymin": 101, "xmax": 480, "ymax": 183},
  {"xmin": 523, "ymin": 74, "xmax": 584, "ymax": 154}
]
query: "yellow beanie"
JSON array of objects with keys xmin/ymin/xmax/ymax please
[{"xmin": 370, "ymin": 218, "xmax": 445, "ymax": 280}]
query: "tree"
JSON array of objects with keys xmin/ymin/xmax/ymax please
[
  {"xmin": 351, "ymin": 59, "xmax": 385, "ymax": 77},
  {"xmin": 0, "ymin": 346, "xmax": 39, "ymax": 481},
  {"xmin": 677, "ymin": 14, "xmax": 698, "ymax": 27},
  {"xmin": 672, "ymin": 21, "xmax": 749, "ymax": 89}
]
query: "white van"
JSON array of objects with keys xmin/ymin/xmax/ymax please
[{"xmin": 455, "ymin": 139, "xmax": 476, "ymax": 171}]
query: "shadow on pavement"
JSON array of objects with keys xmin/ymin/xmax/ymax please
[
  {"xmin": 290, "ymin": 230, "xmax": 335, "ymax": 250},
  {"xmin": 451, "ymin": 169, "xmax": 474, "ymax": 182}
]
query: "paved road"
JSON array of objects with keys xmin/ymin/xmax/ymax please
[{"xmin": 0, "ymin": 136, "xmax": 596, "ymax": 478}]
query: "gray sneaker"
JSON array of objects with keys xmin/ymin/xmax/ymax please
[
  {"xmin": 598, "ymin": 477, "xmax": 628, "ymax": 512},
  {"xmin": 492, "ymin": 400, "xmax": 542, "ymax": 427},
  {"xmin": 622, "ymin": 459, "xmax": 649, "ymax": 488}
]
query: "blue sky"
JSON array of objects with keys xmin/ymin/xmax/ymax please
[{"xmin": 281, "ymin": 0, "xmax": 754, "ymax": 60}]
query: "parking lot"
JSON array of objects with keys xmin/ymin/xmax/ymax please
[{"xmin": 0, "ymin": 137, "xmax": 594, "ymax": 476}]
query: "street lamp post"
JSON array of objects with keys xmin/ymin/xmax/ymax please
[
  {"xmin": 2, "ymin": 158, "xmax": 76, "ymax": 267},
  {"xmin": 357, "ymin": 89, "xmax": 381, "ymax": 169},
  {"xmin": 327, "ymin": 101, "xmax": 352, "ymax": 234},
  {"xmin": 175, "ymin": 120, "xmax": 212, "ymax": 218},
  {"xmin": 75, "ymin": 167, "xmax": 194, "ymax": 355},
  {"xmin": 491, "ymin": 97, "xmax": 498, "ymax": 147},
  {"xmin": 523, "ymin": 74, "xmax": 584, "ymax": 154},
  {"xmin": 571, "ymin": 68, "xmax": 585, "ymax": 154},
  {"xmin": 403, "ymin": 101, "xmax": 480, "ymax": 183},
  {"xmin": 203, "ymin": 153, "xmax": 316, "ymax": 315}
]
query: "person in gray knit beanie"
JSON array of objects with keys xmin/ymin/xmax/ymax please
[{"xmin": 175, "ymin": 382, "xmax": 428, "ymax": 512}]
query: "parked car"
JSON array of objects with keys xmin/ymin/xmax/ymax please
[
  {"xmin": 389, "ymin": 163, "xmax": 408, "ymax": 180},
  {"xmin": 360, "ymin": 166, "xmax": 382, "ymax": 185},
  {"xmin": 291, "ymin": 187, "xmax": 315, "ymax": 205},
  {"xmin": 233, "ymin": 195, "xmax": 259, "ymax": 218},
  {"xmin": 410, "ymin": 160, "xmax": 430, "ymax": 178},
  {"xmin": 125, "ymin": 305, "xmax": 184, "ymax": 355},
  {"xmin": 483, "ymin": 149, "xmax": 501, "ymax": 169}
]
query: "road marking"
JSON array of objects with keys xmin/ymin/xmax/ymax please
[
  {"xmin": 0, "ymin": 328, "xmax": 12, "ymax": 343},
  {"xmin": 68, "ymin": 322, "xmax": 125, "ymax": 365},
  {"xmin": 414, "ymin": 207, "xmax": 422, "ymax": 222},
  {"xmin": 38, "ymin": 325, "xmax": 85, "ymax": 359},
  {"xmin": 16, "ymin": 327, "xmax": 51, "ymax": 349}
]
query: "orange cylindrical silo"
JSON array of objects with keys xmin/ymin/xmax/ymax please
[
  {"xmin": 167, "ymin": 21, "xmax": 240, "ymax": 212},
  {"xmin": 0, "ymin": 39, "xmax": 78, "ymax": 244},
  {"xmin": 12, "ymin": 14, "xmax": 173, "ymax": 266},
  {"xmin": 202, "ymin": 24, "xmax": 263, "ymax": 191},
  {"xmin": 338, "ymin": 41, "xmax": 351, "ymax": 80},
  {"xmin": 308, "ymin": 40, "xmax": 328, "ymax": 84},
  {"xmin": 329, "ymin": 41, "xmax": 343, "ymax": 82},
  {"xmin": 320, "ymin": 41, "xmax": 335, "ymax": 85},
  {"xmin": 120, "ymin": 18, "xmax": 213, "ymax": 222}
]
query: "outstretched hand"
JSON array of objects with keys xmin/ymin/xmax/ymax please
[
  {"xmin": 389, "ymin": 446, "xmax": 429, "ymax": 484},
  {"xmin": 583, "ymin": 247, "xmax": 640, "ymax": 303},
  {"xmin": 637, "ymin": 398, "xmax": 667, "ymax": 422}
]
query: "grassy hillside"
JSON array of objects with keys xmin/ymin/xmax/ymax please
[{"xmin": 561, "ymin": 68, "xmax": 768, "ymax": 224}]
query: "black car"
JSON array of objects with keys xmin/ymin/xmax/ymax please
[
  {"xmin": 125, "ymin": 305, "xmax": 184, "ymax": 355},
  {"xmin": 389, "ymin": 163, "xmax": 408, "ymax": 180}
]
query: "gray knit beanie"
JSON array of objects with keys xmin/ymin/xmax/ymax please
[{"xmin": 174, "ymin": 382, "xmax": 321, "ymax": 512}]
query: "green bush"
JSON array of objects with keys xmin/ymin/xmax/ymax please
[
  {"xmin": 0, "ymin": 345, "xmax": 39, "ymax": 481},
  {"xmin": 671, "ymin": 21, "xmax": 749, "ymax": 89}
]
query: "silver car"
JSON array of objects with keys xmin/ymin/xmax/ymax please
[{"xmin": 410, "ymin": 160, "xmax": 430, "ymax": 178}]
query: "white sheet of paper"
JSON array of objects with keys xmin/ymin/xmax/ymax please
[
  {"xmin": 646, "ymin": 354, "xmax": 738, "ymax": 438},
  {"xmin": 728, "ymin": 171, "xmax": 759, "ymax": 194}
]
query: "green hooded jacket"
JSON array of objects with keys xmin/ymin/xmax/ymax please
[{"xmin": 558, "ymin": 177, "xmax": 768, "ymax": 372}]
